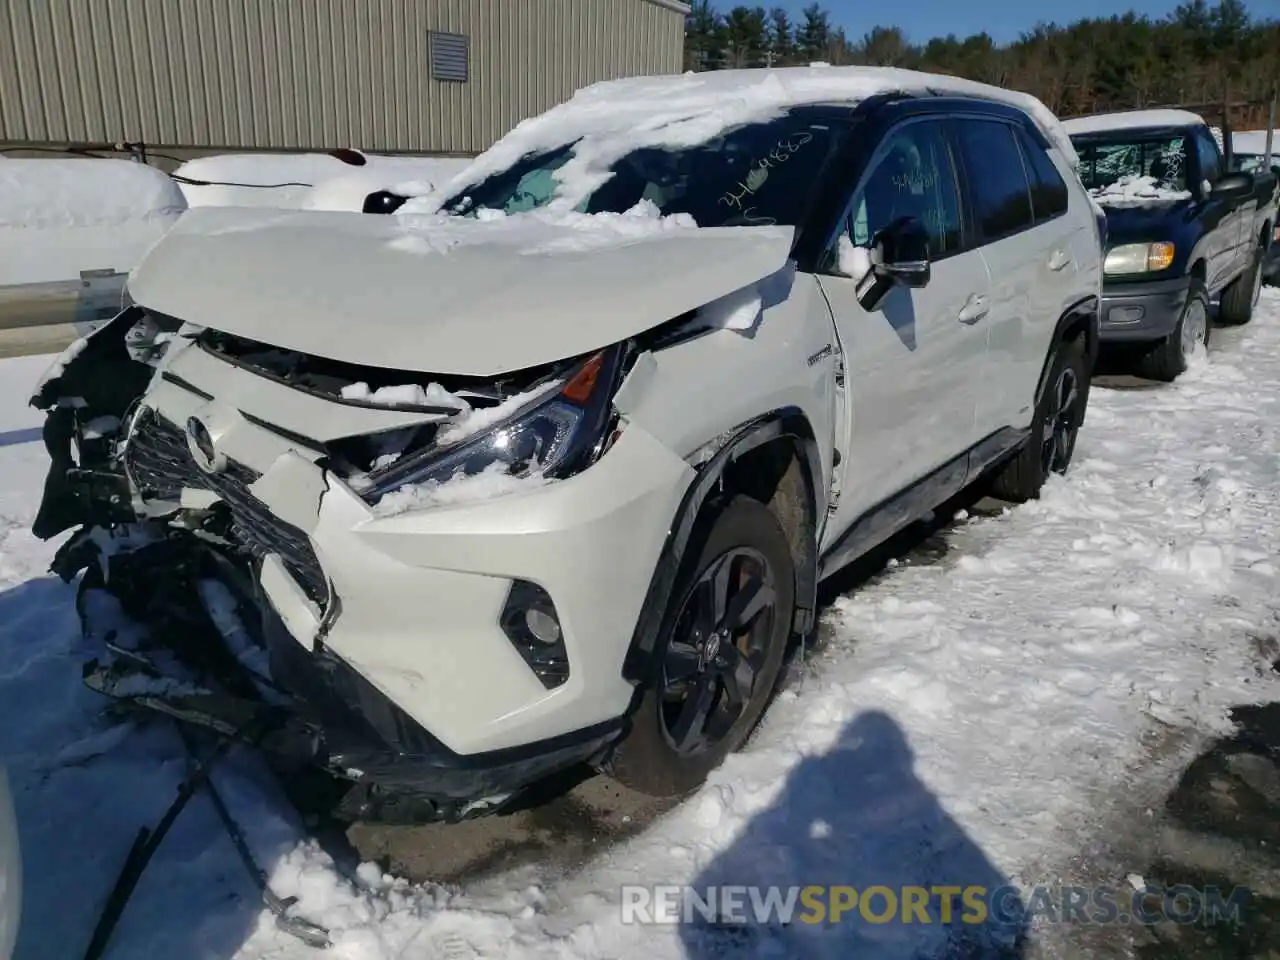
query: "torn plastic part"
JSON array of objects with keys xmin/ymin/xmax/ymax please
[
  {"xmin": 682, "ymin": 260, "xmax": 799, "ymax": 340},
  {"xmin": 689, "ymin": 428, "xmax": 738, "ymax": 467}
]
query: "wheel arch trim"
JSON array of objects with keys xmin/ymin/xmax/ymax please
[
  {"xmin": 1035, "ymin": 294, "xmax": 1100, "ymax": 416},
  {"xmin": 620, "ymin": 407, "xmax": 822, "ymax": 684}
]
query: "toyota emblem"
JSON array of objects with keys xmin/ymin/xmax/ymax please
[{"xmin": 185, "ymin": 416, "xmax": 223, "ymax": 474}]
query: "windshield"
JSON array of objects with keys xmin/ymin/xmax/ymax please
[
  {"xmin": 1073, "ymin": 135, "xmax": 1190, "ymax": 192},
  {"xmin": 441, "ymin": 107, "xmax": 849, "ymax": 228}
]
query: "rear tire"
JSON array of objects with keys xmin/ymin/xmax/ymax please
[
  {"xmin": 609, "ymin": 496, "xmax": 795, "ymax": 798},
  {"xmin": 1136, "ymin": 278, "xmax": 1210, "ymax": 382},
  {"xmin": 1218, "ymin": 248, "xmax": 1264, "ymax": 326},
  {"xmin": 989, "ymin": 337, "xmax": 1088, "ymax": 504}
]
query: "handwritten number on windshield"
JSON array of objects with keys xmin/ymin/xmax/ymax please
[{"xmin": 719, "ymin": 133, "xmax": 814, "ymax": 211}]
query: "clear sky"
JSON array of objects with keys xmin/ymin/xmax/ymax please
[{"xmin": 770, "ymin": 0, "xmax": 1277, "ymax": 45}]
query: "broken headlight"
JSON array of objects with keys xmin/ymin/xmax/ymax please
[{"xmin": 360, "ymin": 346, "xmax": 624, "ymax": 504}]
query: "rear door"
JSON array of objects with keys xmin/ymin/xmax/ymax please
[
  {"xmin": 951, "ymin": 117, "xmax": 1046, "ymax": 438},
  {"xmin": 816, "ymin": 116, "xmax": 989, "ymax": 543}
]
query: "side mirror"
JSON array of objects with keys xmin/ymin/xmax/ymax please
[
  {"xmin": 362, "ymin": 190, "xmax": 408, "ymax": 214},
  {"xmin": 876, "ymin": 217, "xmax": 931, "ymax": 287},
  {"xmin": 1210, "ymin": 172, "xmax": 1253, "ymax": 201},
  {"xmin": 845, "ymin": 217, "xmax": 931, "ymax": 311}
]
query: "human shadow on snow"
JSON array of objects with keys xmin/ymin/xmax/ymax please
[{"xmin": 678, "ymin": 710, "xmax": 1028, "ymax": 960}]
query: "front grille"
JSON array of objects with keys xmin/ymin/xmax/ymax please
[{"xmin": 125, "ymin": 409, "xmax": 330, "ymax": 611}]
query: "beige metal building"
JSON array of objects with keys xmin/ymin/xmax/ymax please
[{"xmin": 0, "ymin": 0, "xmax": 689, "ymax": 156}]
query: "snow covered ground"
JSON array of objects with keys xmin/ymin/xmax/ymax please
[{"xmin": 3, "ymin": 295, "xmax": 1280, "ymax": 958}]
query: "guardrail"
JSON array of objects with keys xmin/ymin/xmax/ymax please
[{"xmin": 0, "ymin": 270, "xmax": 127, "ymax": 358}]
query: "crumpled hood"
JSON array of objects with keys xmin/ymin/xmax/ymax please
[{"xmin": 127, "ymin": 206, "xmax": 795, "ymax": 376}]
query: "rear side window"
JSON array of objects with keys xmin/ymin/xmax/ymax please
[
  {"xmin": 954, "ymin": 120, "xmax": 1034, "ymax": 240},
  {"xmin": 1015, "ymin": 127, "xmax": 1069, "ymax": 221}
]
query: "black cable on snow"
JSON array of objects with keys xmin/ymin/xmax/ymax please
[
  {"xmin": 173, "ymin": 726, "xmax": 331, "ymax": 949},
  {"xmin": 81, "ymin": 728, "xmax": 243, "ymax": 960}
]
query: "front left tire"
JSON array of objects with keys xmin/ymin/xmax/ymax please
[{"xmin": 608, "ymin": 496, "xmax": 796, "ymax": 798}]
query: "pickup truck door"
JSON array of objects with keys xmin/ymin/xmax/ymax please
[{"xmin": 1193, "ymin": 128, "xmax": 1250, "ymax": 285}]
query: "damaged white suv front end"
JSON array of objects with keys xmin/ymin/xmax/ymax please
[
  {"xmin": 29, "ymin": 189, "xmax": 805, "ymax": 820},
  {"xmin": 30, "ymin": 65, "xmax": 1090, "ymax": 823}
]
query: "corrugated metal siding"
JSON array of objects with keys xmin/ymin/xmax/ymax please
[{"xmin": 0, "ymin": 0, "xmax": 686, "ymax": 153}]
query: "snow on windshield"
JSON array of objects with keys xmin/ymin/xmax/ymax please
[
  {"xmin": 435, "ymin": 106, "xmax": 846, "ymax": 229},
  {"xmin": 397, "ymin": 66, "xmax": 1075, "ymax": 220},
  {"xmin": 1089, "ymin": 174, "xmax": 1192, "ymax": 208}
]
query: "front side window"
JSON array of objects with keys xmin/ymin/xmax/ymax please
[
  {"xmin": 844, "ymin": 120, "xmax": 962, "ymax": 259},
  {"xmin": 442, "ymin": 107, "xmax": 849, "ymax": 228},
  {"xmin": 1074, "ymin": 135, "xmax": 1190, "ymax": 192},
  {"xmin": 954, "ymin": 120, "xmax": 1034, "ymax": 240}
]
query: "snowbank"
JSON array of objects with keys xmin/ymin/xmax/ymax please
[
  {"xmin": 1231, "ymin": 129, "xmax": 1276, "ymax": 160},
  {"xmin": 0, "ymin": 159, "xmax": 187, "ymax": 286},
  {"xmin": 1089, "ymin": 173, "xmax": 1191, "ymax": 209},
  {"xmin": 173, "ymin": 152, "xmax": 473, "ymax": 211},
  {"xmin": 398, "ymin": 66, "xmax": 1076, "ymax": 215}
]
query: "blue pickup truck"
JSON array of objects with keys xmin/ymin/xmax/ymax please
[{"xmin": 1063, "ymin": 109, "xmax": 1278, "ymax": 381}]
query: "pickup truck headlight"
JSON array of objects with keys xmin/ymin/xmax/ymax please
[
  {"xmin": 361, "ymin": 347, "xmax": 623, "ymax": 504},
  {"xmin": 1104, "ymin": 242, "xmax": 1175, "ymax": 275}
]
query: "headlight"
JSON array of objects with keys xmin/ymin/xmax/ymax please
[
  {"xmin": 362, "ymin": 346, "xmax": 624, "ymax": 504},
  {"xmin": 1104, "ymin": 242, "xmax": 1175, "ymax": 275}
]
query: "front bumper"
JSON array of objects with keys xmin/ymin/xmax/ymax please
[
  {"xmin": 1098, "ymin": 275, "xmax": 1190, "ymax": 343},
  {"xmin": 129, "ymin": 372, "xmax": 693, "ymax": 759}
]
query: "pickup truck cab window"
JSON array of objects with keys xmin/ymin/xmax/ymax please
[{"xmin": 1193, "ymin": 129, "xmax": 1224, "ymax": 183}]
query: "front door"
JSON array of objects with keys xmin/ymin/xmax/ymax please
[{"xmin": 817, "ymin": 117, "xmax": 989, "ymax": 549}]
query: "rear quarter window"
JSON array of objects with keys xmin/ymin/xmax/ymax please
[{"xmin": 1015, "ymin": 126, "xmax": 1069, "ymax": 221}]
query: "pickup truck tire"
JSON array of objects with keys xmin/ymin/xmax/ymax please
[
  {"xmin": 609, "ymin": 496, "xmax": 794, "ymax": 798},
  {"xmin": 1137, "ymin": 279, "xmax": 1210, "ymax": 382},
  {"xmin": 1218, "ymin": 248, "xmax": 1264, "ymax": 326},
  {"xmin": 989, "ymin": 336, "xmax": 1087, "ymax": 503}
]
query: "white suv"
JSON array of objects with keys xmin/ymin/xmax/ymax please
[{"xmin": 31, "ymin": 67, "xmax": 1102, "ymax": 817}]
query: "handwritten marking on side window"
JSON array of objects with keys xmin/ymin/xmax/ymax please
[{"xmin": 719, "ymin": 133, "xmax": 815, "ymax": 211}]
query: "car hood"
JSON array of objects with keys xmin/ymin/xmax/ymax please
[
  {"xmin": 127, "ymin": 207, "xmax": 796, "ymax": 376},
  {"xmin": 1097, "ymin": 196, "xmax": 1197, "ymax": 247}
]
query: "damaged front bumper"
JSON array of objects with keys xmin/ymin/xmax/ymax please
[{"xmin": 30, "ymin": 306, "xmax": 693, "ymax": 819}]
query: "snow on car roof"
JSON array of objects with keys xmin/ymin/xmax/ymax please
[
  {"xmin": 1062, "ymin": 109, "xmax": 1206, "ymax": 136},
  {"xmin": 404, "ymin": 65, "xmax": 1076, "ymax": 216}
]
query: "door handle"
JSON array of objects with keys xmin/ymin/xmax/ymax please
[
  {"xmin": 1048, "ymin": 249, "xmax": 1072, "ymax": 272},
  {"xmin": 957, "ymin": 294, "xmax": 989, "ymax": 325}
]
